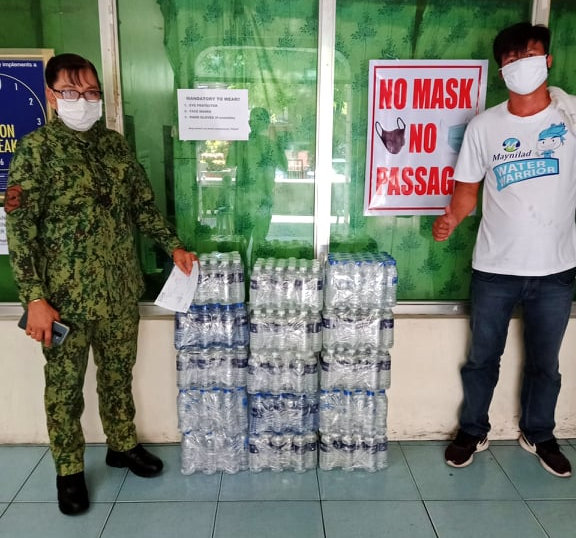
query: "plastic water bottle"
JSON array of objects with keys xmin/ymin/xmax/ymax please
[
  {"xmin": 384, "ymin": 257, "xmax": 398, "ymax": 307},
  {"xmin": 197, "ymin": 305, "xmax": 212, "ymax": 349},
  {"xmin": 379, "ymin": 351, "xmax": 391, "ymax": 389},
  {"xmin": 321, "ymin": 308, "xmax": 333, "ymax": 349},
  {"xmin": 220, "ymin": 433, "xmax": 242, "ymax": 474},
  {"xmin": 248, "ymin": 435, "xmax": 262, "ymax": 472},
  {"xmin": 375, "ymin": 390, "xmax": 388, "ymax": 432},
  {"xmin": 375, "ymin": 435, "xmax": 388, "ymax": 469},
  {"xmin": 247, "ymin": 353, "xmax": 260, "ymax": 394},
  {"xmin": 304, "ymin": 432, "xmax": 318, "ymax": 470},
  {"xmin": 294, "ymin": 264, "xmax": 306, "ymax": 306},
  {"xmin": 202, "ymin": 432, "xmax": 217, "ymax": 474},
  {"xmin": 195, "ymin": 352, "xmax": 208, "ymax": 387},
  {"xmin": 304, "ymin": 354, "xmax": 318, "ymax": 394},
  {"xmin": 320, "ymin": 350, "xmax": 333, "ymax": 389},
  {"xmin": 341, "ymin": 347, "xmax": 357, "ymax": 389},
  {"xmin": 285, "ymin": 258, "xmax": 297, "ymax": 306},
  {"xmin": 340, "ymin": 434, "xmax": 356, "ymax": 471},
  {"xmin": 323, "ymin": 257, "xmax": 335, "ymax": 308},
  {"xmin": 220, "ymin": 304, "xmax": 235, "ymax": 347},
  {"xmin": 181, "ymin": 431, "xmax": 201, "ymax": 474},
  {"xmin": 360, "ymin": 435, "xmax": 378, "ymax": 472},
  {"xmin": 291, "ymin": 434, "xmax": 307, "ymax": 472},
  {"xmin": 309, "ymin": 310, "xmax": 322, "ymax": 352},
  {"xmin": 176, "ymin": 350, "xmax": 195, "ymax": 389},
  {"xmin": 362, "ymin": 390, "xmax": 376, "ymax": 434},
  {"xmin": 365, "ymin": 350, "xmax": 379, "ymax": 390},
  {"xmin": 234, "ymin": 347, "xmax": 248, "ymax": 387},
  {"xmin": 250, "ymin": 260, "xmax": 262, "ymax": 306},
  {"xmin": 319, "ymin": 432, "xmax": 337, "ymax": 470},
  {"xmin": 270, "ymin": 433, "xmax": 289, "ymax": 471},
  {"xmin": 233, "ymin": 304, "xmax": 248, "ymax": 347},
  {"xmin": 249, "ymin": 308, "xmax": 263, "ymax": 350},
  {"xmin": 381, "ymin": 308, "xmax": 394, "ymax": 348}
]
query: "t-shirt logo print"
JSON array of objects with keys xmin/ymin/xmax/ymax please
[{"xmin": 537, "ymin": 122, "xmax": 567, "ymax": 158}]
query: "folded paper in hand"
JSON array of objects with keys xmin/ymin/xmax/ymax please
[{"xmin": 154, "ymin": 263, "xmax": 199, "ymax": 313}]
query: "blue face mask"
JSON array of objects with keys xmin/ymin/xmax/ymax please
[{"xmin": 447, "ymin": 123, "xmax": 467, "ymax": 153}]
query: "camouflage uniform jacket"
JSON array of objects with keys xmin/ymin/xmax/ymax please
[{"xmin": 6, "ymin": 118, "xmax": 183, "ymax": 319}]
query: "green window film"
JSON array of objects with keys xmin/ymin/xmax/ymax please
[
  {"xmin": 549, "ymin": 0, "xmax": 576, "ymax": 95},
  {"xmin": 155, "ymin": 0, "xmax": 320, "ymax": 294},
  {"xmin": 330, "ymin": 0, "xmax": 532, "ymax": 301},
  {"xmin": 5, "ymin": 1, "xmax": 576, "ymax": 304}
]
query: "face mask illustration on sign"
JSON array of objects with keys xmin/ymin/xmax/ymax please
[
  {"xmin": 375, "ymin": 117, "xmax": 406, "ymax": 154},
  {"xmin": 447, "ymin": 123, "xmax": 467, "ymax": 153}
]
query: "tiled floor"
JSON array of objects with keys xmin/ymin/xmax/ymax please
[{"xmin": 2, "ymin": 440, "xmax": 576, "ymax": 537}]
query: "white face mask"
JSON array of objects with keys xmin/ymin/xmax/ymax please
[
  {"xmin": 56, "ymin": 98, "xmax": 102, "ymax": 132},
  {"xmin": 500, "ymin": 55, "xmax": 548, "ymax": 95}
]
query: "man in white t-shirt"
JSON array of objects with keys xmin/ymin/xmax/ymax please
[{"xmin": 433, "ymin": 22, "xmax": 576, "ymax": 478}]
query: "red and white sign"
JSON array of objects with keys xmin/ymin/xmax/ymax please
[{"xmin": 364, "ymin": 59, "xmax": 488, "ymax": 215}]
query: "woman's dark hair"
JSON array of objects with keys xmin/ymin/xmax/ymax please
[
  {"xmin": 45, "ymin": 53, "xmax": 101, "ymax": 88},
  {"xmin": 493, "ymin": 22, "xmax": 550, "ymax": 67}
]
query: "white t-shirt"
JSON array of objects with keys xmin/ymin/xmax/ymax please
[{"xmin": 455, "ymin": 101, "xmax": 576, "ymax": 276}]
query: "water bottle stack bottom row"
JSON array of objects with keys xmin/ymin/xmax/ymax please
[
  {"xmin": 181, "ymin": 431, "xmax": 248, "ymax": 475},
  {"xmin": 319, "ymin": 433, "xmax": 388, "ymax": 472}
]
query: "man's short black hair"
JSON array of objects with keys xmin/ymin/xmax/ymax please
[
  {"xmin": 45, "ymin": 53, "xmax": 101, "ymax": 89},
  {"xmin": 493, "ymin": 22, "xmax": 550, "ymax": 67}
]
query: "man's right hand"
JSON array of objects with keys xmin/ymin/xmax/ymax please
[
  {"xmin": 433, "ymin": 206, "xmax": 459, "ymax": 242},
  {"xmin": 26, "ymin": 299, "xmax": 61, "ymax": 347}
]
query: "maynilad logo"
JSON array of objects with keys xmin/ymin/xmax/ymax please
[{"xmin": 502, "ymin": 138, "xmax": 521, "ymax": 152}]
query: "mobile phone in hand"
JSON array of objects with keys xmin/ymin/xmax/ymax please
[{"xmin": 18, "ymin": 311, "xmax": 70, "ymax": 346}]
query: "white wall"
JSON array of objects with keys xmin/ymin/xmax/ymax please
[{"xmin": 1, "ymin": 312, "xmax": 576, "ymax": 444}]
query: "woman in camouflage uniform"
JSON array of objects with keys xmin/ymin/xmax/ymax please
[{"xmin": 5, "ymin": 54, "xmax": 197, "ymax": 515}]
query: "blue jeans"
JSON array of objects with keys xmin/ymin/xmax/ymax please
[{"xmin": 460, "ymin": 268, "xmax": 576, "ymax": 444}]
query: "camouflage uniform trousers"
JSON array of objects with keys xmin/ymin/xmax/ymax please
[{"xmin": 43, "ymin": 306, "xmax": 140, "ymax": 476}]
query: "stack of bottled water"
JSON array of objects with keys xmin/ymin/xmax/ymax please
[
  {"xmin": 250, "ymin": 257, "xmax": 323, "ymax": 310},
  {"xmin": 324, "ymin": 252, "xmax": 397, "ymax": 309},
  {"xmin": 175, "ymin": 251, "xmax": 249, "ymax": 474},
  {"xmin": 247, "ymin": 257, "xmax": 322, "ymax": 472},
  {"xmin": 194, "ymin": 251, "xmax": 245, "ymax": 305},
  {"xmin": 320, "ymin": 346, "xmax": 391, "ymax": 390},
  {"xmin": 318, "ymin": 252, "xmax": 396, "ymax": 472}
]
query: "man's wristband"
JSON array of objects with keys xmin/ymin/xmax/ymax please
[{"xmin": 30, "ymin": 298, "xmax": 43, "ymax": 303}]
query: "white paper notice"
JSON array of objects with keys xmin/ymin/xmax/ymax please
[
  {"xmin": 0, "ymin": 208, "xmax": 8, "ymax": 255},
  {"xmin": 154, "ymin": 263, "xmax": 199, "ymax": 313},
  {"xmin": 177, "ymin": 88, "xmax": 250, "ymax": 141}
]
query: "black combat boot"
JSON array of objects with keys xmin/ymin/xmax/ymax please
[
  {"xmin": 106, "ymin": 444, "xmax": 163, "ymax": 477},
  {"xmin": 56, "ymin": 471, "xmax": 89, "ymax": 515}
]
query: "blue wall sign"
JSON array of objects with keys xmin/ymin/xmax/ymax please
[{"xmin": 0, "ymin": 50, "xmax": 53, "ymax": 195}]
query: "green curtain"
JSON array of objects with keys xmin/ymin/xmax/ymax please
[
  {"xmin": 0, "ymin": 0, "xmax": 101, "ymax": 302},
  {"xmin": 157, "ymin": 0, "xmax": 320, "ymax": 273},
  {"xmin": 156, "ymin": 0, "xmax": 541, "ymax": 302},
  {"xmin": 4, "ymin": 0, "xmax": 575, "ymax": 303},
  {"xmin": 330, "ymin": 0, "xmax": 532, "ymax": 301}
]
